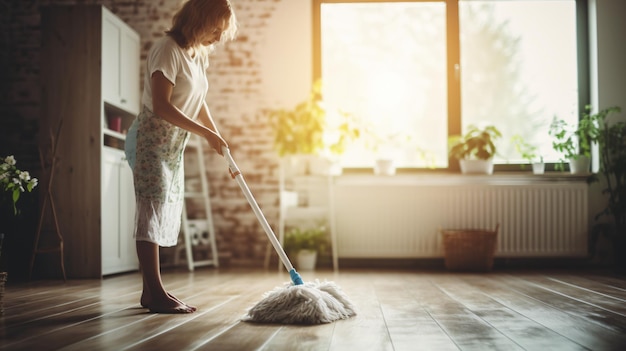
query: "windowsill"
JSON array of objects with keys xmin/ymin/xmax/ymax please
[{"xmin": 332, "ymin": 171, "xmax": 591, "ymax": 186}]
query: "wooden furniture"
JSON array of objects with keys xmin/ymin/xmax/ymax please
[
  {"xmin": 30, "ymin": 121, "xmax": 67, "ymax": 281},
  {"xmin": 40, "ymin": 5, "xmax": 140, "ymax": 278}
]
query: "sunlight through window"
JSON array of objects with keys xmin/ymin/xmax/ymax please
[
  {"xmin": 319, "ymin": 0, "xmax": 580, "ymax": 169},
  {"xmin": 321, "ymin": 2, "xmax": 447, "ymax": 168}
]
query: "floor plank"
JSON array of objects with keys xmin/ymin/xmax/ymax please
[
  {"xmin": 436, "ymin": 274, "xmax": 586, "ymax": 350},
  {"xmin": 2, "ymin": 268, "xmax": 626, "ymax": 350},
  {"xmin": 413, "ymin": 274, "xmax": 524, "ymax": 351},
  {"xmin": 478, "ymin": 273, "xmax": 626, "ymax": 350}
]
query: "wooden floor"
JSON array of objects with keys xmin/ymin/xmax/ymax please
[{"xmin": 2, "ymin": 267, "xmax": 626, "ymax": 351}]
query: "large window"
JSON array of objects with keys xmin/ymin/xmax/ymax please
[{"xmin": 315, "ymin": 0, "xmax": 585, "ymax": 170}]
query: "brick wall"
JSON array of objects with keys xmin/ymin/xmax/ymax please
[{"xmin": 0, "ymin": 0, "xmax": 295, "ymax": 273}]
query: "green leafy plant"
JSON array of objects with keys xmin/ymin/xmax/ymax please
[
  {"xmin": 362, "ymin": 129, "xmax": 437, "ymax": 169},
  {"xmin": 1, "ymin": 155, "xmax": 38, "ymax": 215},
  {"xmin": 448, "ymin": 125, "xmax": 502, "ymax": 160},
  {"xmin": 511, "ymin": 134, "xmax": 542, "ymax": 164},
  {"xmin": 549, "ymin": 106, "xmax": 603, "ymax": 168},
  {"xmin": 267, "ymin": 80, "xmax": 360, "ymax": 157},
  {"xmin": 586, "ymin": 106, "xmax": 624, "ymax": 233},
  {"xmin": 283, "ymin": 225, "xmax": 329, "ymax": 255}
]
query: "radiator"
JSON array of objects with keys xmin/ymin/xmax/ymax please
[{"xmin": 332, "ymin": 176, "xmax": 589, "ymax": 258}]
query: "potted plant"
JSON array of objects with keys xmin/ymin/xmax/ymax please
[
  {"xmin": 586, "ymin": 106, "xmax": 624, "ymax": 271},
  {"xmin": 549, "ymin": 106, "xmax": 601, "ymax": 174},
  {"xmin": 362, "ymin": 130, "xmax": 410, "ymax": 175},
  {"xmin": 266, "ymin": 80, "xmax": 360, "ymax": 175},
  {"xmin": 448, "ymin": 125, "xmax": 502, "ymax": 174},
  {"xmin": 511, "ymin": 134, "xmax": 544, "ymax": 174},
  {"xmin": 283, "ymin": 224, "xmax": 329, "ymax": 270},
  {"xmin": 1, "ymin": 155, "xmax": 38, "ymax": 311},
  {"xmin": 361, "ymin": 127, "xmax": 437, "ymax": 175}
]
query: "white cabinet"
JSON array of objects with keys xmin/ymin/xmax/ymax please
[
  {"xmin": 102, "ymin": 7, "xmax": 140, "ymax": 115},
  {"xmin": 102, "ymin": 147, "xmax": 138, "ymax": 275},
  {"xmin": 41, "ymin": 5, "xmax": 140, "ymax": 278}
]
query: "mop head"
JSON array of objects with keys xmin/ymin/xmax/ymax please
[{"xmin": 243, "ymin": 280, "xmax": 356, "ymax": 324}]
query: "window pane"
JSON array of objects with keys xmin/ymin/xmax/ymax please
[
  {"xmin": 321, "ymin": 2, "xmax": 447, "ymax": 168},
  {"xmin": 460, "ymin": 0, "xmax": 578, "ymax": 164}
]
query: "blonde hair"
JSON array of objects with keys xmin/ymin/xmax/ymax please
[{"xmin": 166, "ymin": 0, "xmax": 238, "ymax": 52}]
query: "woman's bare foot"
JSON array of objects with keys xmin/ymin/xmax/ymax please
[
  {"xmin": 141, "ymin": 291, "xmax": 197, "ymax": 312},
  {"xmin": 147, "ymin": 300, "xmax": 195, "ymax": 314}
]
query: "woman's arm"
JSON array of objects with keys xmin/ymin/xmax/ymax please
[
  {"xmin": 151, "ymin": 71, "xmax": 227, "ymax": 155},
  {"xmin": 197, "ymin": 101, "xmax": 221, "ymax": 136}
]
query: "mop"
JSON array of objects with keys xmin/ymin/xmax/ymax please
[{"xmin": 222, "ymin": 147, "xmax": 356, "ymax": 324}]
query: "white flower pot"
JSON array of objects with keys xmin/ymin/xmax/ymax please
[
  {"xmin": 532, "ymin": 162, "xmax": 545, "ymax": 175},
  {"xmin": 374, "ymin": 158, "xmax": 395, "ymax": 175},
  {"xmin": 569, "ymin": 156, "xmax": 590, "ymax": 174},
  {"xmin": 460, "ymin": 159, "xmax": 493, "ymax": 174},
  {"xmin": 297, "ymin": 250, "xmax": 318, "ymax": 271}
]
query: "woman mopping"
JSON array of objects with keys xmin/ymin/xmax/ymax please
[{"xmin": 125, "ymin": 0, "xmax": 238, "ymax": 314}]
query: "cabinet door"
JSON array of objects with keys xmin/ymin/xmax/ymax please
[
  {"xmin": 102, "ymin": 148, "xmax": 122, "ymax": 274},
  {"xmin": 120, "ymin": 30, "xmax": 140, "ymax": 115},
  {"xmin": 101, "ymin": 10, "xmax": 140, "ymax": 115},
  {"xmin": 119, "ymin": 156, "xmax": 138, "ymax": 269},
  {"xmin": 102, "ymin": 16, "xmax": 121, "ymax": 108},
  {"xmin": 102, "ymin": 147, "xmax": 139, "ymax": 275}
]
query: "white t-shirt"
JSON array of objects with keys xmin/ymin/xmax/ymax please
[{"xmin": 141, "ymin": 36, "xmax": 209, "ymax": 120}]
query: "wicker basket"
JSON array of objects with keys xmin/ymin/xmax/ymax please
[{"xmin": 441, "ymin": 224, "xmax": 499, "ymax": 272}]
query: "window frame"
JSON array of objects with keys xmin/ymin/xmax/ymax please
[{"xmin": 312, "ymin": 0, "xmax": 589, "ymax": 173}]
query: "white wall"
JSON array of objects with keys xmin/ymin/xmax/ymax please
[
  {"xmin": 590, "ymin": 0, "xmax": 626, "ymax": 114},
  {"xmin": 259, "ymin": 0, "xmax": 312, "ymax": 108}
]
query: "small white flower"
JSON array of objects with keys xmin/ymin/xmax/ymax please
[
  {"xmin": 5, "ymin": 155, "xmax": 16, "ymax": 166},
  {"xmin": 2, "ymin": 155, "xmax": 37, "ymax": 215},
  {"xmin": 19, "ymin": 171, "xmax": 31, "ymax": 181}
]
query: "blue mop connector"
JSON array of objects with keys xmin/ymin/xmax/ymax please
[{"xmin": 289, "ymin": 268, "xmax": 304, "ymax": 285}]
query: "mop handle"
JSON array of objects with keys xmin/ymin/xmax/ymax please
[{"xmin": 222, "ymin": 146, "xmax": 300, "ymax": 279}]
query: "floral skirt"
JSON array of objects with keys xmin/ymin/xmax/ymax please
[{"xmin": 125, "ymin": 107, "xmax": 190, "ymax": 247}]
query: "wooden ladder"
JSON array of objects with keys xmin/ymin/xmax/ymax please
[{"xmin": 30, "ymin": 121, "xmax": 67, "ymax": 281}]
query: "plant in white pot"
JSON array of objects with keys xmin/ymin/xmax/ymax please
[
  {"xmin": 511, "ymin": 134, "xmax": 544, "ymax": 174},
  {"xmin": 283, "ymin": 225, "xmax": 329, "ymax": 271},
  {"xmin": 266, "ymin": 80, "xmax": 360, "ymax": 176},
  {"xmin": 361, "ymin": 126, "xmax": 436, "ymax": 175},
  {"xmin": 448, "ymin": 125, "xmax": 502, "ymax": 174},
  {"xmin": 549, "ymin": 106, "xmax": 601, "ymax": 174},
  {"xmin": 363, "ymin": 130, "xmax": 410, "ymax": 175}
]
